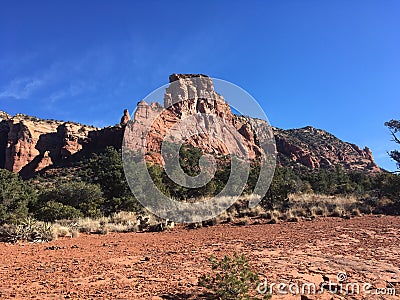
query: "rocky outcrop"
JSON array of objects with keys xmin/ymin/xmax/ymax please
[
  {"xmin": 124, "ymin": 74, "xmax": 273, "ymax": 165},
  {"xmin": 120, "ymin": 109, "xmax": 130, "ymax": 125},
  {"xmin": 3, "ymin": 115, "xmax": 98, "ymax": 178},
  {"xmin": 273, "ymin": 126, "xmax": 380, "ymax": 172},
  {"xmin": 0, "ymin": 112, "xmax": 126, "ymax": 178},
  {"xmin": 0, "ymin": 74, "xmax": 382, "ymax": 177},
  {"xmin": 0, "ymin": 111, "xmax": 11, "ymax": 120},
  {"xmin": 164, "ymin": 74, "xmax": 233, "ymax": 121},
  {"xmin": 124, "ymin": 74, "xmax": 380, "ymax": 173}
]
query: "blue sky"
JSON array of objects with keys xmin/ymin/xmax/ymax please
[{"xmin": 0, "ymin": 1, "xmax": 399, "ymax": 171}]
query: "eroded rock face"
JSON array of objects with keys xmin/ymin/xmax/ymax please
[
  {"xmin": 164, "ymin": 74, "xmax": 233, "ymax": 122},
  {"xmin": 124, "ymin": 74, "xmax": 274, "ymax": 165},
  {"xmin": 0, "ymin": 112, "xmax": 126, "ymax": 178},
  {"xmin": 124, "ymin": 74, "xmax": 380, "ymax": 173},
  {"xmin": 273, "ymin": 126, "xmax": 380, "ymax": 172},
  {"xmin": 0, "ymin": 111, "xmax": 11, "ymax": 120},
  {"xmin": 0, "ymin": 74, "xmax": 382, "ymax": 177},
  {"xmin": 3, "ymin": 115, "xmax": 98, "ymax": 177}
]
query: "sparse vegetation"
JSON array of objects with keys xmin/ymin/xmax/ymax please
[
  {"xmin": 0, "ymin": 217, "xmax": 54, "ymax": 243},
  {"xmin": 199, "ymin": 252, "xmax": 271, "ymax": 300},
  {"xmin": 47, "ymin": 211, "xmax": 173, "ymax": 236},
  {"xmin": 0, "ymin": 141, "xmax": 399, "ymax": 243}
]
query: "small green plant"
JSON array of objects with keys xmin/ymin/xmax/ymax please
[{"xmin": 199, "ymin": 252, "xmax": 271, "ymax": 300}]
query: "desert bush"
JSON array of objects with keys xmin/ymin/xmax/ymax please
[
  {"xmin": 309, "ymin": 205, "xmax": 326, "ymax": 216},
  {"xmin": 0, "ymin": 169, "xmax": 37, "ymax": 224},
  {"xmin": 76, "ymin": 218, "xmax": 102, "ymax": 233},
  {"xmin": 37, "ymin": 181, "xmax": 104, "ymax": 218},
  {"xmin": 329, "ymin": 207, "xmax": 344, "ymax": 217},
  {"xmin": 199, "ymin": 252, "xmax": 271, "ymax": 300},
  {"xmin": 35, "ymin": 201, "xmax": 83, "ymax": 222},
  {"xmin": 187, "ymin": 222, "xmax": 203, "ymax": 229}
]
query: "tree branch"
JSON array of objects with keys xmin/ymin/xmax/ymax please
[{"xmin": 390, "ymin": 130, "xmax": 400, "ymax": 145}]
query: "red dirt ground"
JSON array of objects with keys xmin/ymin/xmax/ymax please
[{"xmin": 1, "ymin": 215, "xmax": 399, "ymax": 300}]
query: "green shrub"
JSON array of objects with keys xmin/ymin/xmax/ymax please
[
  {"xmin": 199, "ymin": 252, "xmax": 271, "ymax": 300},
  {"xmin": 80, "ymin": 147, "xmax": 142, "ymax": 214},
  {"xmin": 35, "ymin": 201, "xmax": 83, "ymax": 222},
  {"xmin": 0, "ymin": 169, "xmax": 37, "ymax": 224},
  {"xmin": 38, "ymin": 181, "xmax": 104, "ymax": 218}
]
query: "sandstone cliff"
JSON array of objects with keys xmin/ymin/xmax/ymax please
[
  {"xmin": 0, "ymin": 113, "xmax": 124, "ymax": 178},
  {"xmin": 0, "ymin": 74, "xmax": 382, "ymax": 178},
  {"xmin": 123, "ymin": 74, "xmax": 272, "ymax": 165},
  {"xmin": 124, "ymin": 74, "xmax": 381, "ymax": 173},
  {"xmin": 2, "ymin": 115, "xmax": 97, "ymax": 178}
]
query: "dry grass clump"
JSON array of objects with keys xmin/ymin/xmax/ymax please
[
  {"xmin": 284, "ymin": 209, "xmax": 300, "ymax": 222},
  {"xmin": 309, "ymin": 205, "xmax": 327, "ymax": 217},
  {"xmin": 52, "ymin": 225, "xmax": 71, "ymax": 238},
  {"xmin": 76, "ymin": 218, "xmax": 102, "ymax": 233},
  {"xmin": 110, "ymin": 211, "xmax": 138, "ymax": 226},
  {"xmin": 253, "ymin": 193, "xmax": 373, "ymax": 223},
  {"xmin": 289, "ymin": 193, "xmax": 358, "ymax": 206},
  {"xmin": 71, "ymin": 229, "xmax": 80, "ymax": 238},
  {"xmin": 49, "ymin": 210, "xmax": 175, "ymax": 237},
  {"xmin": 270, "ymin": 193, "xmax": 368, "ymax": 221},
  {"xmin": 350, "ymin": 208, "xmax": 362, "ymax": 217},
  {"xmin": 184, "ymin": 195, "xmax": 270, "ymax": 229},
  {"xmin": 233, "ymin": 217, "xmax": 250, "ymax": 226}
]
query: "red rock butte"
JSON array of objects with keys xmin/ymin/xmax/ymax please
[{"xmin": 0, "ymin": 74, "xmax": 381, "ymax": 178}]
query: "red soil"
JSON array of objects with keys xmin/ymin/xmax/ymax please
[{"xmin": 1, "ymin": 215, "xmax": 399, "ymax": 300}]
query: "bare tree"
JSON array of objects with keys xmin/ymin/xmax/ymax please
[{"xmin": 385, "ymin": 119, "xmax": 400, "ymax": 171}]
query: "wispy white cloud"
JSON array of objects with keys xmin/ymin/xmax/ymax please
[
  {"xmin": 0, "ymin": 41, "xmax": 145, "ymax": 127},
  {"xmin": 0, "ymin": 77, "xmax": 45, "ymax": 99},
  {"xmin": 46, "ymin": 81, "xmax": 96, "ymax": 104},
  {"xmin": 0, "ymin": 53, "xmax": 100, "ymax": 104},
  {"xmin": 0, "ymin": 60, "xmax": 62, "ymax": 101}
]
